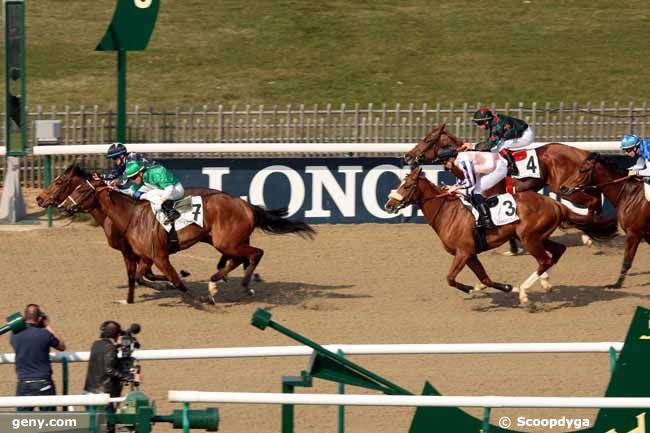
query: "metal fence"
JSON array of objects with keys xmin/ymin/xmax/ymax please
[{"xmin": 2, "ymin": 101, "xmax": 649, "ymax": 188}]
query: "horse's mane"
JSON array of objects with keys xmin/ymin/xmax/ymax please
[
  {"xmin": 588, "ymin": 153, "xmax": 634, "ymax": 175},
  {"xmin": 65, "ymin": 163, "xmax": 91, "ymax": 180}
]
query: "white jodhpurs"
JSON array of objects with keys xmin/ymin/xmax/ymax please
[
  {"xmin": 141, "ymin": 183, "xmax": 185, "ymax": 213},
  {"xmin": 473, "ymin": 159, "xmax": 508, "ymax": 195},
  {"xmin": 498, "ymin": 126, "xmax": 535, "ymax": 151}
]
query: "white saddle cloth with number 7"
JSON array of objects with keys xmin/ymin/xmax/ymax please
[{"xmin": 152, "ymin": 195, "xmax": 204, "ymax": 232}]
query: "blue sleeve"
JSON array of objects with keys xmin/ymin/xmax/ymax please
[
  {"xmin": 48, "ymin": 332, "xmax": 60, "ymax": 349},
  {"xmin": 103, "ymin": 164, "xmax": 125, "ymax": 181}
]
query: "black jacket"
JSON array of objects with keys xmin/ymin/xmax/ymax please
[{"xmin": 83, "ymin": 339, "xmax": 129, "ymax": 396}]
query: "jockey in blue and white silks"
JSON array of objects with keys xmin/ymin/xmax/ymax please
[{"xmin": 620, "ymin": 134, "xmax": 650, "ymax": 201}]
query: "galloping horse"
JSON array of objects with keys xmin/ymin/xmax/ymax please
[
  {"xmin": 561, "ymin": 153, "xmax": 650, "ymax": 288},
  {"xmin": 403, "ymin": 124, "xmax": 605, "ymax": 215},
  {"xmin": 385, "ymin": 167, "xmax": 617, "ymax": 304},
  {"xmin": 57, "ymin": 174, "xmax": 315, "ymax": 304}
]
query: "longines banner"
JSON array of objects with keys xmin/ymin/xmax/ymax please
[{"xmin": 162, "ymin": 158, "xmax": 597, "ymax": 224}]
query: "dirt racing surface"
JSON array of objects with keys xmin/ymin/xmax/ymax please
[{"xmin": 0, "ymin": 219, "xmax": 649, "ymax": 433}]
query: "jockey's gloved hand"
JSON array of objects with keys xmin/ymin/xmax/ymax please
[{"xmin": 133, "ymin": 191, "xmax": 144, "ymax": 200}]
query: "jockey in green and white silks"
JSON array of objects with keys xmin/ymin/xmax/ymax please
[
  {"xmin": 124, "ymin": 161, "xmax": 185, "ymax": 223},
  {"xmin": 471, "ymin": 107, "xmax": 535, "ymax": 176},
  {"xmin": 620, "ymin": 134, "xmax": 650, "ymax": 201}
]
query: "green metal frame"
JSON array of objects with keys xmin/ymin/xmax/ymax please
[{"xmin": 4, "ymin": 0, "xmax": 26, "ymax": 157}]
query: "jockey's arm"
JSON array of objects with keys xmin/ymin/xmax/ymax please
[
  {"xmin": 471, "ymin": 153, "xmax": 497, "ymax": 174},
  {"xmin": 629, "ymin": 157, "xmax": 650, "ymax": 176}
]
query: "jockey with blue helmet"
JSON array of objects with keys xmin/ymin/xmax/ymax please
[
  {"xmin": 620, "ymin": 134, "xmax": 650, "ymax": 177},
  {"xmin": 104, "ymin": 142, "xmax": 155, "ymax": 186},
  {"xmin": 124, "ymin": 161, "xmax": 185, "ymax": 224}
]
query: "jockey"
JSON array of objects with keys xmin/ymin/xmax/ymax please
[
  {"xmin": 437, "ymin": 145, "xmax": 508, "ymax": 230},
  {"xmin": 620, "ymin": 134, "xmax": 650, "ymax": 177},
  {"xmin": 104, "ymin": 142, "xmax": 155, "ymax": 186},
  {"xmin": 123, "ymin": 161, "xmax": 185, "ymax": 224},
  {"xmin": 470, "ymin": 108, "xmax": 535, "ymax": 177}
]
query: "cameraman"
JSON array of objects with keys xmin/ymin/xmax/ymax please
[
  {"xmin": 83, "ymin": 321, "xmax": 140, "ymax": 417},
  {"xmin": 10, "ymin": 304, "xmax": 66, "ymax": 412}
]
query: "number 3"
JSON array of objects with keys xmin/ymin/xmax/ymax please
[
  {"xmin": 504, "ymin": 200, "xmax": 515, "ymax": 217},
  {"xmin": 134, "ymin": 0, "xmax": 152, "ymax": 8}
]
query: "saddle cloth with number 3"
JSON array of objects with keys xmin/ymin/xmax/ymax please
[
  {"xmin": 152, "ymin": 195, "xmax": 204, "ymax": 232},
  {"xmin": 462, "ymin": 193, "xmax": 520, "ymax": 227}
]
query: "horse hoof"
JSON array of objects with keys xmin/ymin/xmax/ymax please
[
  {"xmin": 519, "ymin": 296, "xmax": 529, "ymax": 305},
  {"xmin": 248, "ymin": 288, "xmax": 255, "ymax": 296},
  {"xmin": 511, "ymin": 286, "xmax": 520, "ymax": 293},
  {"xmin": 177, "ymin": 285, "xmax": 188, "ymax": 292},
  {"xmin": 473, "ymin": 283, "xmax": 487, "ymax": 292},
  {"xmin": 180, "ymin": 269, "xmax": 191, "ymax": 277},
  {"xmin": 606, "ymin": 283, "xmax": 622, "ymax": 290},
  {"xmin": 208, "ymin": 295, "xmax": 217, "ymax": 305},
  {"xmin": 253, "ymin": 273, "xmax": 263, "ymax": 282}
]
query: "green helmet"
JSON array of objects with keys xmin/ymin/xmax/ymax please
[
  {"xmin": 472, "ymin": 108, "xmax": 494, "ymax": 124},
  {"xmin": 125, "ymin": 161, "xmax": 145, "ymax": 178}
]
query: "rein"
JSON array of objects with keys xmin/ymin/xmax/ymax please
[{"xmin": 575, "ymin": 174, "xmax": 632, "ymax": 191}]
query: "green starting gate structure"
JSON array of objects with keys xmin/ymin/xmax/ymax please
[{"xmin": 251, "ymin": 307, "xmax": 650, "ymax": 433}]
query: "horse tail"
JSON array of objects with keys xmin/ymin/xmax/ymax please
[
  {"xmin": 251, "ymin": 205, "xmax": 316, "ymax": 239},
  {"xmin": 559, "ymin": 204, "xmax": 618, "ymax": 242}
]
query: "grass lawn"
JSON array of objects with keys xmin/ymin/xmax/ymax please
[{"xmin": 3, "ymin": 0, "xmax": 650, "ymax": 107}]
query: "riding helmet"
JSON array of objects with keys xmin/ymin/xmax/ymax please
[
  {"xmin": 125, "ymin": 161, "xmax": 145, "ymax": 178},
  {"xmin": 106, "ymin": 142, "xmax": 128, "ymax": 159},
  {"xmin": 620, "ymin": 134, "xmax": 641, "ymax": 150},
  {"xmin": 472, "ymin": 108, "xmax": 493, "ymax": 125}
]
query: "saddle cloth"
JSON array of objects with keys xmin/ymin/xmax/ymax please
[
  {"xmin": 511, "ymin": 149, "xmax": 542, "ymax": 179},
  {"xmin": 151, "ymin": 195, "xmax": 204, "ymax": 232},
  {"xmin": 462, "ymin": 193, "xmax": 520, "ymax": 226}
]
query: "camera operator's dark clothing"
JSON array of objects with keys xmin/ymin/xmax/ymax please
[
  {"xmin": 83, "ymin": 339, "xmax": 129, "ymax": 397},
  {"xmin": 10, "ymin": 325, "xmax": 60, "ymax": 381}
]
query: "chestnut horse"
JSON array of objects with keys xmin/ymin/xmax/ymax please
[
  {"xmin": 403, "ymin": 124, "xmax": 605, "ymax": 215},
  {"xmin": 385, "ymin": 167, "xmax": 617, "ymax": 304},
  {"xmin": 561, "ymin": 153, "xmax": 650, "ymax": 288},
  {"xmin": 57, "ymin": 176, "xmax": 315, "ymax": 304}
]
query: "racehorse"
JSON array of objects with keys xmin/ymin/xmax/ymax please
[
  {"xmin": 403, "ymin": 124, "xmax": 606, "ymax": 215},
  {"xmin": 561, "ymin": 153, "xmax": 650, "ymax": 288},
  {"xmin": 384, "ymin": 166, "xmax": 617, "ymax": 304}
]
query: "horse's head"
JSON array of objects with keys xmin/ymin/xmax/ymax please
[
  {"xmin": 404, "ymin": 124, "xmax": 464, "ymax": 166},
  {"xmin": 36, "ymin": 164, "xmax": 89, "ymax": 207},
  {"xmin": 58, "ymin": 178, "xmax": 105, "ymax": 216},
  {"xmin": 560, "ymin": 153, "xmax": 599, "ymax": 196},
  {"xmin": 384, "ymin": 166, "xmax": 423, "ymax": 213}
]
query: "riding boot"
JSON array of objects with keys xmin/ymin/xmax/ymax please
[
  {"xmin": 503, "ymin": 151, "xmax": 519, "ymax": 176},
  {"xmin": 471, "ymin": 194, "xmax": 495, "ymax": 230},
  {"xmin": 161, "ymin": 200, "xmax": 181, "ymax": 224}
]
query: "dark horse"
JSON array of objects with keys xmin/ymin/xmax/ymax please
[
  {"xmin": 385, "ymin": 167, "xmax": 617, "ymax": 304},
  {"xmin": 561, "ymin": 153, "xmax": 650, "ymax": 288},
  {"xmin": 403, "ymin": 124, "xmax": 607, "ymax": 217},
  {"xmin": 56, "ymin": 172, "xmax": 315, "ymax": 304}
]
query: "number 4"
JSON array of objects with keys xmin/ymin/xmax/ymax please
[{"xmin": 526, "ymin": 156, "xmax": 537, "ymax": 173}]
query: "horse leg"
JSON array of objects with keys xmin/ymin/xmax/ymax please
[
  {"xmin": 121, "ymin": 252, "xmax": 137, "ymax": 304},
  {"xmin": 539, "ymin": 239, "xmax": 567, "ymax": 293},
  {"xmin": 446, "ymin": 253, "xmax": 473, "ymax": 294},
  {"xmin": 152, "ymin": 255, "xmax": 188, "ymax": 292},
  {"xmin": 207, "ymin": 258, "xmax": 242, "ymax": 304},
  {"xmin": 608, "ymin": 232, "xmax": 642, "ymax": 289},
  {"xmin": 220, "ymin": 243, "xmax": 263, "ymax": 296},
  {"xmin": 516, "ymin": 240, "xmax": 554, "ymax": 304},
  {"xmin": 466, "ymin": 255, "xmax": 512, "ymax": 293}
]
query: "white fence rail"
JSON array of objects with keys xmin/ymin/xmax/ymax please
[
  {"xmin": 33, "ymin": 141, "xmax": 619, "ymax": 156},
  {"xmin": 0, "ymin": 394, "xmax": 110, "ymax": 408},
  {"xmin": 0, "ymin": 342, "xmax": 624, "ymax": 365},
  {"xmin": 168, "ymin": 391, "xmax": 650, "ymax": 409}
]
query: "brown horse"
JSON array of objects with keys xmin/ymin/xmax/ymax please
[
  {"xmin": 403, "ymin": 124, "xmax": 605, "ymax": 215},
  {"xmin": 384, "ymin": 166, "xmax": 617, "ymax": 304},
  {"xmin": 57, "ymin": 175, "xmax": 315, "ymax": 304},
  {"xmin": 561, "ymin": 153, "xmax": 650, "ymax": 288},
  {"xmin": 36, "ymin": 165, "xmax": 251, "ymax": 288}
]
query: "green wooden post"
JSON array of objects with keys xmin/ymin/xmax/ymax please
[
  {"xmin": 4, "ymin": 0, "xmax": 26, "ymax": 157},
  {"xmin": 609, "ymin": 346, "xmax": 617, "ymax": 372},
  {"xmin": 62, "ymin": 355, "xmax": 69, "ymax": 394},
  {"xmin": 88, "ymin": 406, "xmax": 97, "ymax": 433},
  {"xmin": 337, "ymin": 349, "xmax": 345, "ymax": 433},
  {"xmin": 117, "ymin": 49, "xmax": 127, "ymax": 143},
  {"xmin": 182, "ymin": 402, "xmax": 190, "ymax": 433},
  {"xmin": 481, "ymin": 407, "xmax": 491, "ymax": 433},
  {"xmin": 281, "ymin": 381, "xmax": 295, "ymax": 433},
  {"xmin": 43, "ymin": 155, "xmax": 52, "ymax": 227}
]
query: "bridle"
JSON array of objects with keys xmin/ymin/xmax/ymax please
[
  {"xmin": 388, "ymin": 175, "xmax": 449, "ymax": 224},
  {"xmin": 59, "ymin": 179, "xmax": 98, "ymax": 213},
  {"xmin": 561, "ymin": 153, "xmax": 631, "ymax": 204}
]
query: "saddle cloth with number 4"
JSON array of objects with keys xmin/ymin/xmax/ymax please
[
  {"xmin": 462, "ymin": 193, "xmax": 520, "ymax": 227},
  {"xmin": 512, "ymin": 149, "xmax": 541, "ymax": 179},
  {"xmin": 152, "ymin": 195, "xmax": 204, "ymax": 232}
]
